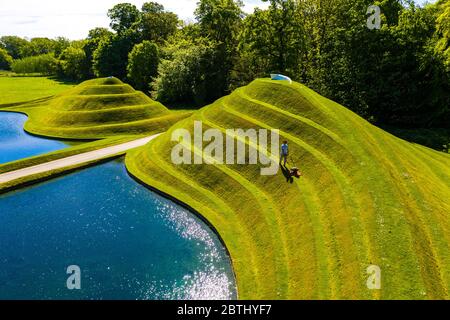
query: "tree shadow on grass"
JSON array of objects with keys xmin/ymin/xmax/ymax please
[
  {"xmin": 380, "ymin": 125, "xmax": 450, "ymax": 153},
  {"xmin": 163, "ymin": 100, "xmax": 205, "ymax": 111},
  {"xmin": 48, "ymin": 76, "xmax": 81, "ymax": 86}
]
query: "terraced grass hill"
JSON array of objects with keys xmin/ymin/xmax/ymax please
[
  {"xmin": 126, "ymin": 79, "xmax": 450, "ymax": 300},
  {"xmin": 6, "ymin": 77, "xmax": 191, "ymax": 139}
]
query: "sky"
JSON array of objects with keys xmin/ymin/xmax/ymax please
[
  {"xmin": 0, "ymin": 0, "xmax": 269, "ymax": 39},
  {"xmin": 0, "ymin": 0, "xmax": 435, "ymax": 40}
]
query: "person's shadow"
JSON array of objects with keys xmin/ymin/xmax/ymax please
[{"xmin": 280, "ymin": 164, "xmax": 294, "ymax": 184}]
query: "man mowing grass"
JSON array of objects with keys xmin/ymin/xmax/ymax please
[
  {"xmin": 281, "ymin": 141, "xmax": 302, "ymax": 179},
  {"xmin": 280, "ymin": 141, "xmax": 289, "ymax": 167}
]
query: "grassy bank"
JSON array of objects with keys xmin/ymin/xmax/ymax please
[{"xmin": 126, "ymin": 79, "xmax": 450, "ymax": 300}]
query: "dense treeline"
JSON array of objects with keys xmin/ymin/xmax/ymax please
[{"xmin": 0, "ymin": 0, "xmax": 449, "ymax": 129}]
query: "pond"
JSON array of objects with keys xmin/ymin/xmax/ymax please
[
  {"xmin": 0, "ymin": 160, "xmax": 237, "ymax": 300},
  {"xmin": 0, "ymin": 111, "xmax": 70, "ymax": 164}
]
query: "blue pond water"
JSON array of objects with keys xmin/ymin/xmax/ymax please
[
  {"xmin": 0, "ymin": 111, "xmax": 69, "ymax": 164},
  {"xmin": 0, "ymin": 111, "xmax": 236, "ymax": 299},
  {"xmin": 0, "ymin": 160, "xmax": 237, "ymax": 300}
]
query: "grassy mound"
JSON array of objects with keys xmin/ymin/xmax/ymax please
[
  {"xmin": 126, "ymin": 79, "xmax": 450, "ymax": 300},
  {"xmin": 11, "ymin": 77, "xmax": 191, "ymax": 139}
]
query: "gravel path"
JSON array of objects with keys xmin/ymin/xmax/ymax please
[{"xmin": 0, "ymin": 134, "xmax": 160, "ymax": 185}]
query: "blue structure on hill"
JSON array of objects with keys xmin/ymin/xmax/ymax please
[{"xmin": 270, "ymin": 74, "xmax": 292, "ymax": 84}]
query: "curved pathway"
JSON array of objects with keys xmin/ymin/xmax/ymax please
[{"xmin": 0, "ymin": 134, "xmax": 161, "ymax": 185}]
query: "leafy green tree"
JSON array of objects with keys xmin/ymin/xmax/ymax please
[
  {"xmin": 142, "ymin": 2, "xmax": 165, "ymax": 13},
  {"xmin": 93, "ymin": 36, "xmax": 123, "ymax": 79},
  {"xmin": 300, "ymin": 0, "xmax": 377, "ymax": 116},
  {"xmin": 237, "ymin": 0, "xmax": 306, "ymax": 84},
  {"xmin": 21, "ymin": 38, "xmax": 56, "ymax": 56},
  {"xmin": 230, "ymin": 48, "xmax": 270, "ymax": 89},
  {"xmin": 435, "ymin": 0, "xmax": 450, "ymax": 71},
  {"xmin": 83, "ymin": 28, "xmax": 114, "ymax": 78},
  {"xmin": 264, "ymin": 0, "xmax": 306, "ymax": 74},
  {"xmin": 93, "ymin": 30, "xmax": 140, "ymax": 79},
  {"xmin": 153, "ymin": 37, "xmax": 224, "ymax": 106},
  {"xmin": 0, "ymin": 36, "xmax": 29, "ymax": 59},
  {"xmin": 108, "ymin": 3, "xmax": 141, "ymax": 34},
  {"xmin": 296, "ymin": 0, "xmax": 449, "ymax": 127},
  {"xmin": 138, "ymin": 2, "xmax": 179, "ymax": 43},
  {"xmin": 195, "ymin": 0, "xmax": 243, "ymax": 46},
  {"xmin": 58, "ymin": 46, "xmax": 89, "ymax": 80},
  {"xmin": 234, "ymin": 0, "xmax": 450, "ymax": 128},
  {"xmin": 127, "ymin": 41, "xmax": 159, "ymax": 92},
  {"xmin": 337, "ymin": 0, "xmax": 449, "ymax": 127},
  {"xmin": 0, "ymin": 48, "xmax": 13, "ymax": 70},
  {"xmin": 195, "ymin": 0, "xmax": 244, "ymax": 98},
  {"xmin": 54, "ymin": 37, "xmax": 71, "ymax": 57}
]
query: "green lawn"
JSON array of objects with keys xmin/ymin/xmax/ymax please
[
  {"xmin": 126, "ymin": 79, "xmax": 450, "ymax": 300},
  {"xmin": 0, "ymin": 76, "xmax": 77, "ymax": 105}
]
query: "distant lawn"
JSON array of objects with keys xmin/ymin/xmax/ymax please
[{"xmin": 0, "ymin": 76, "xmax": 77, "ymax": 105}]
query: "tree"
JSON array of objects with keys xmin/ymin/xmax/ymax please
[
  {"xmin": 108, "ymin": 3, "xmax": 141, "ymax": 34},
  {"xmin": 195, "ymin": 0, "xmax": 244, "ymax": 97},
  {"xmin": 153, "ymin": 37, "xmax": 224, "ymax": 106},
  {"xmin": 138, "ymin": 3, "xmax": 179, "ymax": 43},
  {"xmin": 195, "ymin": 0, "xmax": 244, "ymax": 46},
  {"xmin": 93, "ymin": 36, "xmax": 123, "ymax": 79},
  {"xmin": 58, "ymin": 46, "xmax": 89, "ymax": 80},
  {"xmin": 299, "ymin": 0, "xmax": 377, "ymax": 116},
  {"xmin": 87, "ymin": 27, "xmax": 114, "ymax": 40},
  {"xmin": 83, "ymin": 28, "xmax": 114, "ymax": 78},
  {"xmin": 334, "ymin": 0, "xmax": 449, "ymax": 127},
  {"xmin": 294, "ymin": 0, "xmax": 449, "ymax": 127},
  {"xmin": 127, "ymin": 41, "xmax": 159, "ymax": 92},
  {"xmin": 54, "ymin": 37, "xmax": 71, "ymax": 57},
  {"xmin": 93, "ymin": 30, "xmax": 140, "ymax": 79},
  {"xmin": 0, "ymin": 48, "xmax": 13, "ymax": 70},
  {"xmin": 435, "ymin": 0, "xmax": 450, "ymax": 71},
  {"xmin": 236, "ymin": 0, "xmax": 306, "ymax": 84},
  {"xmin": 93, "ymin": 3, "xmax": 144, "ymax": 79},
  {"xmin": 142, "ymin": 2, "xmax": 165, "ymax": 13},
  {"xmin": 21, "ymin": 38, "xmax": 56, "ymax": 56},
  {"xmin": 0, "ymin": 36, "xmax": 29, "ymax": 59}
]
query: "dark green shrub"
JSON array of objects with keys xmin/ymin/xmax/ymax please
[
  {"xmin": 0, "ymin": 48, "xmax": 13, "ymax": 70},
  {"xmin": 11, "ymin": 54, "xmax": 58, "ymax": 75}
]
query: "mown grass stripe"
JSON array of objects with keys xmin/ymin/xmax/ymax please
[
  {"xmin": 237, "ymin": 88, "xmax": 347, "ymax": 147},
  {"xmin": 222, "ymin": 101, "xmax": 369, "ymax": 298},
  {"xmin": 199, "ymin": 108, "xmax": 292, "ymax": 298},
  {"xmin": 331, "ymin": 106, "xmax": 429, "ymax": 298}
]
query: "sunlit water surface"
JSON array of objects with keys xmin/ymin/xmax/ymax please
[{"xmin": 0, "ymin": 160, "xmax": 236, "ymax": 300}]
